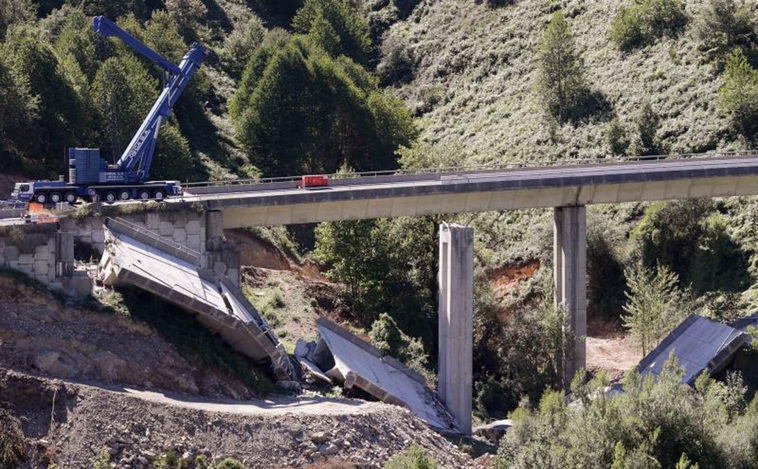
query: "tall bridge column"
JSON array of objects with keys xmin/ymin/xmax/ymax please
[
  {"xmin": 554, "ymin": 206, "xmax": 587, "ymax": 385},
  {"xmin": 438, "ymin": 223, "xmax": 473, "ymax": 434}
]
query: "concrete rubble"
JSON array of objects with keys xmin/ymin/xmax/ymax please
[
  {"xmin": 473, "ymin": 419, "xmax": 512, "ymax": 444},
  {"xmin": 295, "ymin": 317, "xmax": 460, "ymax": 433},
  {"xmin": 638, "ymin": 314, "xmax": 747, "ymax": 385},
  {"xmin": 97, "ymin": 217, "xmax": 295, "ymax": 381}
]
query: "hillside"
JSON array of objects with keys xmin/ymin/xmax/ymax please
[{"xmin": 385, "ymin": 0, "xmax": 742, "ymax": 163}]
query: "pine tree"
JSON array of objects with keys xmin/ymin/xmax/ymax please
[
  {"xmin": 537, "ymin": 11, "xmax": 587, "ymax": 122},
  {"xmin": 718, "ymin": 48, "xmax": 758, "ymax": 140},
  {"xmin": 623, "ymin": 263, "xmax": 681, "ymax": 355}
]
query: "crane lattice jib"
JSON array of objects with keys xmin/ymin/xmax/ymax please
[{"xmin": 92, "ymin": 16, "xmax": 206, "ymax": 182}]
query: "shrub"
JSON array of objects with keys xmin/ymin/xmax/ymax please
[
  {"xmin": 537, "ymin": 12, "xmax": 588, "ymax": 122},
  {"xmin": 696, "ymin": 0, "xmax": 756, "ymax": 59},
  {"xmin": 497, "ymin": 357, "xmax": 754, "ymax": 469},
  {"xmin": 0, "ymin": 408, "xmax": 26, "ymax": 468},
  {"xmin": 151, "ymin": 124, "xmax": 198, "ymax": 182},
  {"xmin": 377, "ymin": 33, "xmax": 414, "ymax": 85},
  {"xmin": 223, "ymin": 15, "xmax": 266, "ymax": 79},
  {"xmin": 165, "ymin": 0, "xmax": 207, "ymax": 40},
  {"xmin": 369, "ymin": 313, "xmax": 431, "ymax": 381},
  {"xmin": 606, "ymin": 118, "xmax": 630, "ymax": 155},
  {"xmin": 92, "ymin": 448, "xmax": 111, "ymax": 469},
  {"xmin": 384, "ymin": 443, "xmax": 437, "ymax": 469},
  {"xmin": 611, "ymin": 0, "xmax": 688, "ymax": 51},
  {"xmin": 718, "ymin": 48, "xmax": 758, "ymax": 140},
  {"xmin": 629, "ymin": 102, "xmax": 661, "ymax": 156},
  {"xmin": 587, "ymin": 213, "xmax": 627, "ymax": 322}
]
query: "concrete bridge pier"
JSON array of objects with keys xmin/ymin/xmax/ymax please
[
  {"xmin": 438, "ymin": 223, "xmax": 473, "ymax": 435},
  {"xmin": 553, "ymin": 206, "xmax": 587, "ymax": 386},
  {"xmin": 205, "ymin": 210, "xmax": 240, "ymax": 285}
]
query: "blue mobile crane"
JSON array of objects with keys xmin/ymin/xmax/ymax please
[{"xmin": 11, "ymin": 16, "xmax": 206, "ymax": 205}]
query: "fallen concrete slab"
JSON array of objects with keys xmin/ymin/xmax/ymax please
[
  {"xmin": 296, "ymin": 318, "xmax": 459, "ymax": 433},
  {"xmin": 638, "ymin": 314, "xmax": 747, "ymax": 385},
  {"xmin": 98, "ymin": 217, "xmax": 295, "ymax": 381},
  {"xmin": 474, "ymin": 419, "xmax": 512, "ymax": 444}
]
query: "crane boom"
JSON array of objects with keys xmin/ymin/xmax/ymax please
[
  {"xmin": 92, "ymin": 16, "xmax": 207, "ymax": 182},
  {"xmin": 9, "ymin": 16, "xmax": 207, "ymax": 206}
]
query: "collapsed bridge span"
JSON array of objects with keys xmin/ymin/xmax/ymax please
[{"xmin": 97, "ymin": 217, "xmax": 295, "ymax": 381}]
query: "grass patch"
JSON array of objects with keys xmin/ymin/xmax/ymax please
[
  {"xmin": 100, "ymin": 289, "xmax": 278, "ymax": 395},
  {"xmin": 244, "ymin": 285, "xmax": 285, "ymax": 329}
]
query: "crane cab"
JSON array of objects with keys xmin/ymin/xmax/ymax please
[{"xmin": 11, "ymin": 183, "xmax": 33, "ymax": 202}]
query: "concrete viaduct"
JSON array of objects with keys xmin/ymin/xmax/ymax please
[
  {"xmin": 4, "ymin": 152, "xmax": 758, "ymax": 434},
  {"xmin": 140, "ymin": 153, "xmax": 754, "ymax": 432}
]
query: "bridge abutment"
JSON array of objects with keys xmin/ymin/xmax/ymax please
[
  {"xmin": 553, "ymin": 206, "xmax": 587, "ymax": 385},
  {"xmin": 438, "ymin": 223, "xmax": 473, "ymax": 434}
]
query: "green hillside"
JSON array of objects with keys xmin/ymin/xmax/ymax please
[{"xmin": 383, "ymin": 0, "xmax": 752, "ymax": 163}]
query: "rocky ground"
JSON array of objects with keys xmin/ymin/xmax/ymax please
[
  {"xmin": 0, "ymin": 262, "xmax": 477, "ymax": 468},
  {"xmin": 1, "ymin": 368, "xmax": 474, "ymax": 468},
  {"xmin": 0, "ymin": 274, "xmax": 260, "ymax": 400}
]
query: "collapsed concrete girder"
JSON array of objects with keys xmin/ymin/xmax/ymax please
[
  {"xmin": 98, "ymin": 217, "xmax": 295, "ymax": 381},
  {"xmin": 296, "ymin": 318, "xmax": 460, "ymax": 433},
  {"xmin": 639, "ymin": 314, "xmax": 747, "ymax": 385}
]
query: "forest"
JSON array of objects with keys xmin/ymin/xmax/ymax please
[{"xmin": 2, "ymin": 0, "xmax": 758, "ymax": 467}]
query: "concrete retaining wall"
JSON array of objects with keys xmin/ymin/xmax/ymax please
[
  {"xmin": 62, "ymin": 208, "xmax": 239, "ymax": 285},
  {"xmin": 0, "ymin": 225, "xmax": 58, "ymax": 286}
]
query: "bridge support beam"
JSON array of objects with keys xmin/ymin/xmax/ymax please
[
  {"xmin": 553, "ymin": 206, "xmax": 587, "ymax": 386},
  {"xmin": 438, "ymin": 223, "xmax": 473, "ymax": 434}
]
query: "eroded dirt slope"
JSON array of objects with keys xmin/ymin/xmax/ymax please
[{"xmin": 1, "ymin": 369, "xmax": 474, "ymax": 469}]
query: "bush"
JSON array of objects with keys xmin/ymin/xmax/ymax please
[
  {"xmin": 0, "ymin": 408, "xmax": 26, "ymax": 468},
  {"xmin": 223, "ymin": 15, "xmax": 266, "ymax": 79},
  {"xmin": 587, "ymin": 213, "xmax": 627, "ymax": 321},
  {"xmin": 633, "ymin": 199, "xmax": 751, "ymax": 295},
  {"xmin": 165, "ymin": 0, "xmax": 207, "ymax": 40},
  {"xmin": 385, "ymin": 443, "xmax": 437, "ymax": 469},
  {"xmin": 537, "ymin": 11, "xmax": 588, "ymax": 122},
  {"xmin": 696, "ymin": 0, "xmax": 756, "ymax": 59},
  {"xmin": 151, "ymin": 124, "xmax": 198, "ymax": 182},
  {"xmin": 718, "ymin": 48, "xmax": 758, "ymax": 140},
  {"xmin": 606, "ymin": 118, "xmax": 630, "ymax": 155},
  {"xmin": 497, "ymin": 358, "xmax": 758, "ymax": 469},
  {"xmin": 629, "ymin": 102, "xmax": 661, "ymax": 156},
  {"xmin": 611, "ymin": 0, "xmax": 688, "ymax": 51},
  {"xmin": 377, "ymin": 33, "xmax": 414, "ymax": 85},
  {"xmin": 369, "ymin": 313, "xmax": 431, "ymax": 381}
]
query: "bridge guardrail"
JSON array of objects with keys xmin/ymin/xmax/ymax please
[{"xmin": 180, "ymin": 150, "xmax": 758, "ymax": 195}]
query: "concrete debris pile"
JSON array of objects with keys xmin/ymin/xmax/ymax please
[
  {"xmin": 295, "ymin": 317, "xmax": 460, "ymax": 433},
  {"xmin": 639, "ymin": 314, "xmax": 748, "ymax": 385},
  {"xmin": 97, "ymin": 217, "xmax": 296, "ymax": 381}
]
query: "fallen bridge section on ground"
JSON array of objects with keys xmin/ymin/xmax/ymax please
[
  {"xmin": 296, "ymin": 318, "xmax": 459, "ymax": 433},
  {"xmin": 639, "ymin": 314, "xmax": 747, "ymax": 385},
  {"xmin": 97, "ymin": 217, "xmax": 295, "ymax": 381}
]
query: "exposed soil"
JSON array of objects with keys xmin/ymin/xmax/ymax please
[
  {"xmin": 586, "ymin": 334, "xmax": 642, "ymax": 380},
  {"xmin": 242, "ymin": 266, "xmax": 353, "ymax": 348},
  {"xmin": 487, "ymin": 260, "xmax": 542, "ymax": 323},
  {"xmin": 586, "ymin": 318, "xmax": 641, "ymax": 379},
  {"xmin": 0, "ymin": 274, "xmax": 260, "ymax": 400},
  {"xmin": 0, "ymin": 368, "xmax": 475, "ymax": 469}
]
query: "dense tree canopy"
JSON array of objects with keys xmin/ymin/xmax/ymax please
[{"xmin": 231, "ymin": 19, "xmax": 416, "ymax": 177}]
